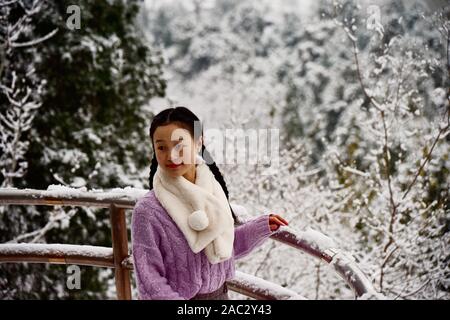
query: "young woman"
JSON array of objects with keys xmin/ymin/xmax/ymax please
[{"xmin": 131, "ymin": 106, "xmax": 289, "ymax": 300}]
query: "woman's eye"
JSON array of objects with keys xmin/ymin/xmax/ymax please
[{"xmin": 157, "ymin": 146, "xmax": 165, "ymax": 151}]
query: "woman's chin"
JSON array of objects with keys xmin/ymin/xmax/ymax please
[{"xmin": 162, "ymin": 166, "xmax": 185, "ymax": 177}]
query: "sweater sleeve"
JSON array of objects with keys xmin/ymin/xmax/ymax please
[
  {"xmin": 233, "ymin": 214, "xmax": 274, "ymax": 260},
  {"xmin": 131, "ymin": 204, "xmax": 185, "ymax": 300}
]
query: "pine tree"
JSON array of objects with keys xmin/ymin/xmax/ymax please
[{"xmin": 0, "ymin": 0, "xmax": 166, "ymax": 299}]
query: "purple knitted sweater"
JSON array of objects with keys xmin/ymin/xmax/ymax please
[{"xmin": 131, "ymin": 190, "xmax": 274, "ymax": 300}]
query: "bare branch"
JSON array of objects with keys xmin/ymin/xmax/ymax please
[
  {"xmin": 350, "ymin": 40, "xmax": 383, "ymax": 112},
  {"xmin": 315, "ymin": 262, "xmax": 321, "ymax": 300},
  {"xmin": 401, "ymin": 25, "xmax": 450, "ymax": 200},
  {"xmin": 401, "ymin": 124, "xmax": 448, "ymax": 200},
  {"xmin": 0, "ymin": 0, "xmax": 18, "ymax": 7},
  {"xmin": 6, "ymin": 207, "xmax": 77, "ymax": 244},
  {"xmin": 11, "ymin": 28, "xmax": 58, "ymax": 48}
]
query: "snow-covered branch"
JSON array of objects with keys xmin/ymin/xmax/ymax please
[
  {"xmin": 0, "ymin": 0, "xmax": 54, "ymax": 187},
  {"xmin": 0, "ymin": 72, "xmax": 42, "ymax": 187},
  {"xmin": 6, "ymin": 207, "xmax": 78, "ymax": 244},
  {"xmin": 11, "ymin": 28, "xmax": 58, "ymax": 48}
]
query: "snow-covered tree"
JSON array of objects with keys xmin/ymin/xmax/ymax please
[
  {"xmin": 0, "ymin": 0, "xmax": 56, "ymax": 188},
  {"xmin": 142, "ymin": 0, "xmax": 449, "ymax": 299},
  {"xmin": 1, "ymin": 0, "xmax": 166, "ymax": 299}
]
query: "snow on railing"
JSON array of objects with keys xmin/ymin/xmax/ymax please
[
  {"xmin": 328, "ymin": 250, "xmax": 385, "ymax": 300},
  {"xmin": 0, "ymin": 243, "xmax": 114, "ymax": 268},
  {"xmin": 271, "ymin": 226, "xmax": 383, "ymax": 299},
  {"xmin": 0, "ymin": 243, "xmax": 301, "ymax": 300},
  {"xmin": 0, "ymin": 187, "xmax": 382, "ymax": 299},
  {"xmin": 229, "ymin": 271, "xmax": 307, "ymax": 300},
  {"xmin": 119, "ymin": 255, "xmax": 305, "ymax": 300},
  {"xmin": 0, "ymin": 185, "xmax": 147, "ymax": 208}
]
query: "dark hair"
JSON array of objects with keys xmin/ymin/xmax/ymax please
[{"xmin": 148, "ymin": 106, "xmax": 237, "ymax": 223}]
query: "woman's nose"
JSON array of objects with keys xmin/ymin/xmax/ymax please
[{"xmin": 170, "ymin": 143, "xmax": 184, "ymax": 164}]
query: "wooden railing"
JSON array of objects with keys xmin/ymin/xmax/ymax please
[{"xmin": 0, "ymin": 188, "xmax": 382, "ymax": 300}]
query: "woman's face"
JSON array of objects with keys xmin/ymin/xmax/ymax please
[{"xmin": 153, "ymin": 123, "xmax": 202, "ymax": 178}]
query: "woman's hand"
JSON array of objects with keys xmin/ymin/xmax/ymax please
[{"xmin": 269, "ymin": 214, "xmax": 289, "ymax": 231}]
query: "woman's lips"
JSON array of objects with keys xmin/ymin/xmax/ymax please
[{"xmin": 166, "ymin": 163, "xmax": 182, "ymax": 169}]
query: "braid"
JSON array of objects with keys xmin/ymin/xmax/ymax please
[
  {"xmin": 201, "ymin": 145, "xmax": 238, "ymax": 224},
  {"xmin": 148, "ymin": 154, "xmax": 158, "ymax": 190}
]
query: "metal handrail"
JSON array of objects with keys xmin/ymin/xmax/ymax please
[{"xmin": 0, "ymin": 188, "xmax": 381, "ymax": 299}]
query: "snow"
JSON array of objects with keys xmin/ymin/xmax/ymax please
[
  {"xmin": 71, "ymin": 177, "xmax": 87, "ymax": 188},
  {"xmin": 230, "ymin": 205, "xmax": 337, "ymax": 255},
  {"xmin": 45, "ymin": 184, "xmax": 88, "ymax": 197},
  {"xmin": 328, "ymin": 251, "xmax": 385, "ymax": 300},
  {"xmin": 90, "ymin": 187, "xmax": 148, "ymax": 202},
  {"xmin": 230, "ymin": 203, "xmax": 253, "ymax": 223},
  {"xmin": 358, "ymin": 291, "xmax": 386, "ymax": 300},
  {"xmin": 44, "ymin": 185, "xmax": 148, "ymax": 202},
  {"xmin": 342, "ymin": 166, "xmax": 370, "ymax": 178},
  {"xmin": 11, "ymin": 28, "xmax": 58, "ymax": 48},
  {"xmin": 0, "ymin": 243, "xmax": 113, "ymax": 259},
  {"xmin": 431, "ymin": 88, "xmax": 447, "ymax": 107},
  {"xmin": 233, "ymin": 271, "xmax": 307, "ymax": 300},
  {"xmin": 231, "ymin": 203, "xmax": 336, "ymax": 253},
  {"xmin": 286, "ymin": 226, "xmax": 337, "ymax": 252}
]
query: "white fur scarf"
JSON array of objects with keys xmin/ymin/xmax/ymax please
[{"xmin": 152, "ymin": 161, "xmax": 235, "ymax": 264}]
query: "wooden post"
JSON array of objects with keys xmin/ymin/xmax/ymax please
[{"xmin": 110, "ymin": 204, "xmax": 132, "ymax": 300}]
